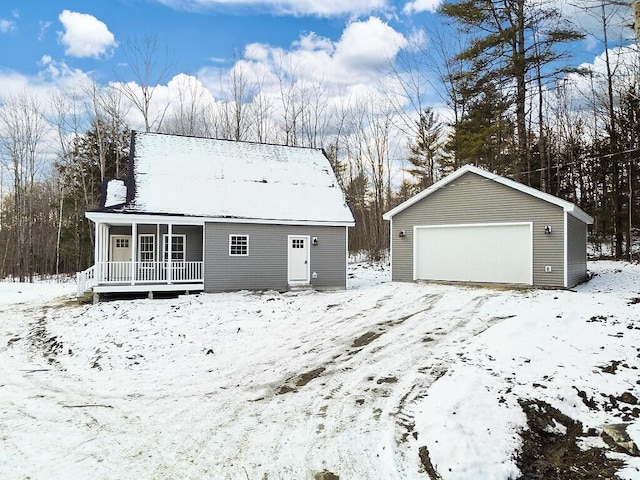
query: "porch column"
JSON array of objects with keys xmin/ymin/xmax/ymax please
[
  {"xmin": 131, "ymin": 222, "xmax": 137, "ymax": 285},
  {"xmin": 93, "ymin": 221, "xmax": 101, "ymax": 281},
  {"xmin": 157, "ymin": 223, "xmax": 161, "ymax": 281},
  {"xmin": 167, "ymin": 223, "xmax": 173, "ymax": 283},
  {"xmin": 101, "ymin": 224, "xmax": 109, "ymax": 263}
]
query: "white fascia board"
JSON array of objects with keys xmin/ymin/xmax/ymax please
[
  {"xmin": 383, "ymin": 166, "xmax": 473, "ymax": 220},
  {"xmin": 205, "ymin": 217, "xmax": 355, "ymax": 227},
  {"xmin": 86, "ymin": 212, "xmax": 206, "ymax": 226},
  {"xmin": 565, "ymin": 206, "xmax": 594, "ymax": 225},
  {"xmin": 388, "ymin": 218, "xmax": 393, "ymax": 275},
  {"xmin": 564, "ymin": 210, "xmax": 568, "ymax": 288},
  {"xmin": 383, "ymin": 164, "xmax": 594, "ymax": 225},
  {"xmin": 86, "ymin": 211, "xmax": 354, "ymax": 228},
  {"xmin": 490, "ymin": 173, "xmax": 594, "ymax": 225}
]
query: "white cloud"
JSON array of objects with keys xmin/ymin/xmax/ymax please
[
  {"xmin": 57, "ymin": 10, "xmax": 117, "ymax": 58},
  {"xmin": 0, "ymin": 58, "xmax": 92, "ymax": 107},
  {"xmin": 0, "ymin": 19, "xmax": 16, "ymax": 33},
  {"xmin": 334, "ymin": 17, "xmax": 407, "ymax": 73},
  {"xmin": 38, "ymin": 21, "xmax": 52, "ymax": 41},
  {"xmin": 200, "ymin": 16, "xmax": 407, "ymax": 90},
  {"xmin": 403, "ymin": 0, "xmax": 441, "ymax": 15},
  {"xmin": 152, "ymin": 0, "xmax": 389, "ymax": 17}
]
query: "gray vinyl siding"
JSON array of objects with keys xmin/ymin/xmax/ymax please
[
  {"xmin": 391, "ymin": 172, "xmax": 566, "ymax": 287},
  {"xmin": 204, "ymin": 223, "xmax": 347, "ymax": 292},
  {"xmin": 566, "ymin": 213, "xmax": 588, "ymax": 287},
  {"xmin": 110, "ymin": 224, "xmax": 203, "ymax": 261}
]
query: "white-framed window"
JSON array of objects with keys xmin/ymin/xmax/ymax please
[
  {"xmin": 115, "ymin": 238, "xmax": 129, "ymax": 248},
  {"xmin": 229, "ymin": 235, "xmax": 249, "ymax": 256},
  {"xmin": 138, "ymin": 234, "xmax": 155, "ymax": 263},
  {"xmin": 163, "ymin": 234, "xmax": 186, "ymax": 263}
]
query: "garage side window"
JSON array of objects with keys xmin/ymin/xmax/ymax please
[{"xmin": 229, "ymin": 235, "xmax": 249, "ymax": 256}]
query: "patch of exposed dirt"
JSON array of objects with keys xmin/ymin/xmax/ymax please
[
  {"xmin": 296, "ymin": 367, "xmax": 326, "ymax": 387},
  {"xmin": 516, "ymin": 399, "xmax": 624, "ymax": 480},
  {"xmin": 351, "ymin": 331, "xmax": 382, "ymax": 348},
  {"xmin": 276, "ymin": 367, "xmax": 326, "ymax": 394},
  {"xmin": 418, "ymin": 445, "xmax": 442, "ymax": 480},
  {"xmin": 313, "ymin": 470, "xmax": 339, "ymax": 480},
  {"xmin": 28, "ymin": 314, "xmax": 63, "ymax": 364}
]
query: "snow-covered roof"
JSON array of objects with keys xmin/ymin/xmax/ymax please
[
  {"xmin": 110, "ymin": 132, "xmax": 354, "ymax": 225},
  {"xmin": 383, "ymin": 164, "xmax": 593, "ymax": 224}
]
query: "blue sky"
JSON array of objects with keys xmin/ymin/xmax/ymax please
[
  {"xmin": 0, "ymin": 0, "xmax": 636, "ymax": 190},
  {"xmin": 2, "ymin": 0, "xmax": 627, "ymax": 85},
  {"xmin": 0, "ymin": 0, "xmax": 635, "ymax": 138},
  {"xmin": 0, "ymin": 0, "xmax": 441, "ymax": 83}
]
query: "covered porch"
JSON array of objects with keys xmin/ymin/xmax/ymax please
[{"xmin": 78, "ymin": 213, "xmax": 205, "ymax": 298}]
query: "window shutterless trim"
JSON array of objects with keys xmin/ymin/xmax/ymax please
[
  {"xmin": 229, "ymin": 234, "xmax": 249, "ymax": 256},
  {"xmin": 163, "ymin": 233, "xmax": 186, "ymax": 263}
]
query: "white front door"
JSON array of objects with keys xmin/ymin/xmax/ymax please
[
  {"xmin": 288, "ymin": 235, "xmax": 310, "ymax": 284},
  {"xmin": 110, "ymin": 235, "xmax": 132, "ymax": 281}
]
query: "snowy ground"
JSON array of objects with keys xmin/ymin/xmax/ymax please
[{"xmin": 1, "ymin": 261, "xmax": 639, "ymax": 479}]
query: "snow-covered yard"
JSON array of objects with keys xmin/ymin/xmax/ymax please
[{"xmin": 1, "ymin": 261, "xmax": 639, "ymax": 479}]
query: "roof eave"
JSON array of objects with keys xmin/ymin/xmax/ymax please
[
  {"xmin": 86, "ymin": 210, "xmax": 355, "ymax": 227},
  {"xmin": 384, "ymin": 164, "xmax": 594, "ymax": 225},
  {"xmin": 383, "ymin": 165, "xmax": 477, "ymax": 219}
]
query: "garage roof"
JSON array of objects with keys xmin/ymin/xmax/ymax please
[{"xmin": 383, "ymin": 165, "xmax": 593, "ymax": 224}]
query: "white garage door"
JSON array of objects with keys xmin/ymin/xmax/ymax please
[{"xmin": 414, "ymin": 223, "xmax": 532, "ymax": 285}]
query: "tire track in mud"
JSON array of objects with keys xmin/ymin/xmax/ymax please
[
  {"xmin": 2, "ymin": 285, "xmax": 517, "ymax": 479},
  {"xmin": 217, "ymin": 289, "xmax": 513, "ymax": 479}
]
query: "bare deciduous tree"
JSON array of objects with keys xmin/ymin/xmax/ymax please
[
  {"xmin": 115, "ymin": 35, "xmax": 172, "ymax": 133},
  {"xmin": 0, "ymin": 92, "xmax": 48, "ymax": 281}
]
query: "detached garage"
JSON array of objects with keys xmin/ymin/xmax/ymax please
[{"xmin": 383, "ymin": 165, "xmax": 593, "ymax": 288}]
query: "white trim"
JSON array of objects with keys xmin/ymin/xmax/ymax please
[
  {"xmin": 86, "ymin": 211, "xmax": 353, "ymax": 228},
  {"xmin": 345, "ymin": 226, "xmax": 349, "ymax": 286},
  {"xmin": 93, "ymin": 222, "xmax": 100, "ymax": 263},
  {"xmin": 167, "ymin": 224, "xmax": 173, "ymax": 283},
  {"xmin": 138, "ymin": 234, "xmax": 156, "ymax": 262},
  {"xmin": 412, "ymin": 222, "xmax": 533, "ymax": 285},
  {"xmin": 131, "ymin": 224, "xmax": 137, "ymax": 284},
  {"xmin": 564, "ymin": 210, "xmax": 568, "ymax": 288},
  {"xmin": 383, "ymin": 164, "xmax": 593, "ymax": 225},
  {"xmin": 287, "ymin": 235, "xmax": 311, "ymax": 285},
  {"xmin": 389, "ymin": 218, "xmax": 393, "ymax": 277},
  {"xmin": 94, "ymin": 283, "xmax": 204, "ymax": 294},
  {"xmin": 412, "ymin": 225, "xmax": 418, "ymax": 282},
  {"xmin": 202, "ymin": 225, "xmax": 206, "ymax": 287},
  {"xmin": 163, "ymin": 233, "xmax": 187, "ymax": 263},
  {"xmin": 228, "ymin": 234, "xmax": 249, "ymax": 256}
]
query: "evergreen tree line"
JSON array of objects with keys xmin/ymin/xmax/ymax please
[{"xmin": 0, "ymin": 1, "xmax": 638, "ymax": 281}]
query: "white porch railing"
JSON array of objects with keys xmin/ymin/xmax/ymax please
[
  {"xmin": 76, "ymin": 261, "xmax": 203, "ymax": 294},
  {"xmin": 76, "ymin": 265, "xmax": 96, "ymax": 296}
]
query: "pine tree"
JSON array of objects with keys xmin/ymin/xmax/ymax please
[
  {"xmin": 405, "ymin": 108, "xmax": 446, "ymax": 190},
  {"xmin": 440, "ymin": 0, "xmax": 584, "ymax": 179},
  {"xmin": 445, "ymin": 83, "xmax": 516, "ymax": 175}
]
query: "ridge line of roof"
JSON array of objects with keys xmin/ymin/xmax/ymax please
[
  {"xmin": 383, "ymin": 164, "xmax": 593, "ymax": 224},
  {"xmin": 133, "ymin": 130, "xmax": 325, "ymax": 153}
]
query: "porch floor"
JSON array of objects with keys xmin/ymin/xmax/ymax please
[{"xmin": 93, "ymin": 283, "xmax": 204, "ymax": 294}]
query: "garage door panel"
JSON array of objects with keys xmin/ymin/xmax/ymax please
[{"xmin": 414, "ymin": 223, "xmax": 532, "ymax": 284}]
